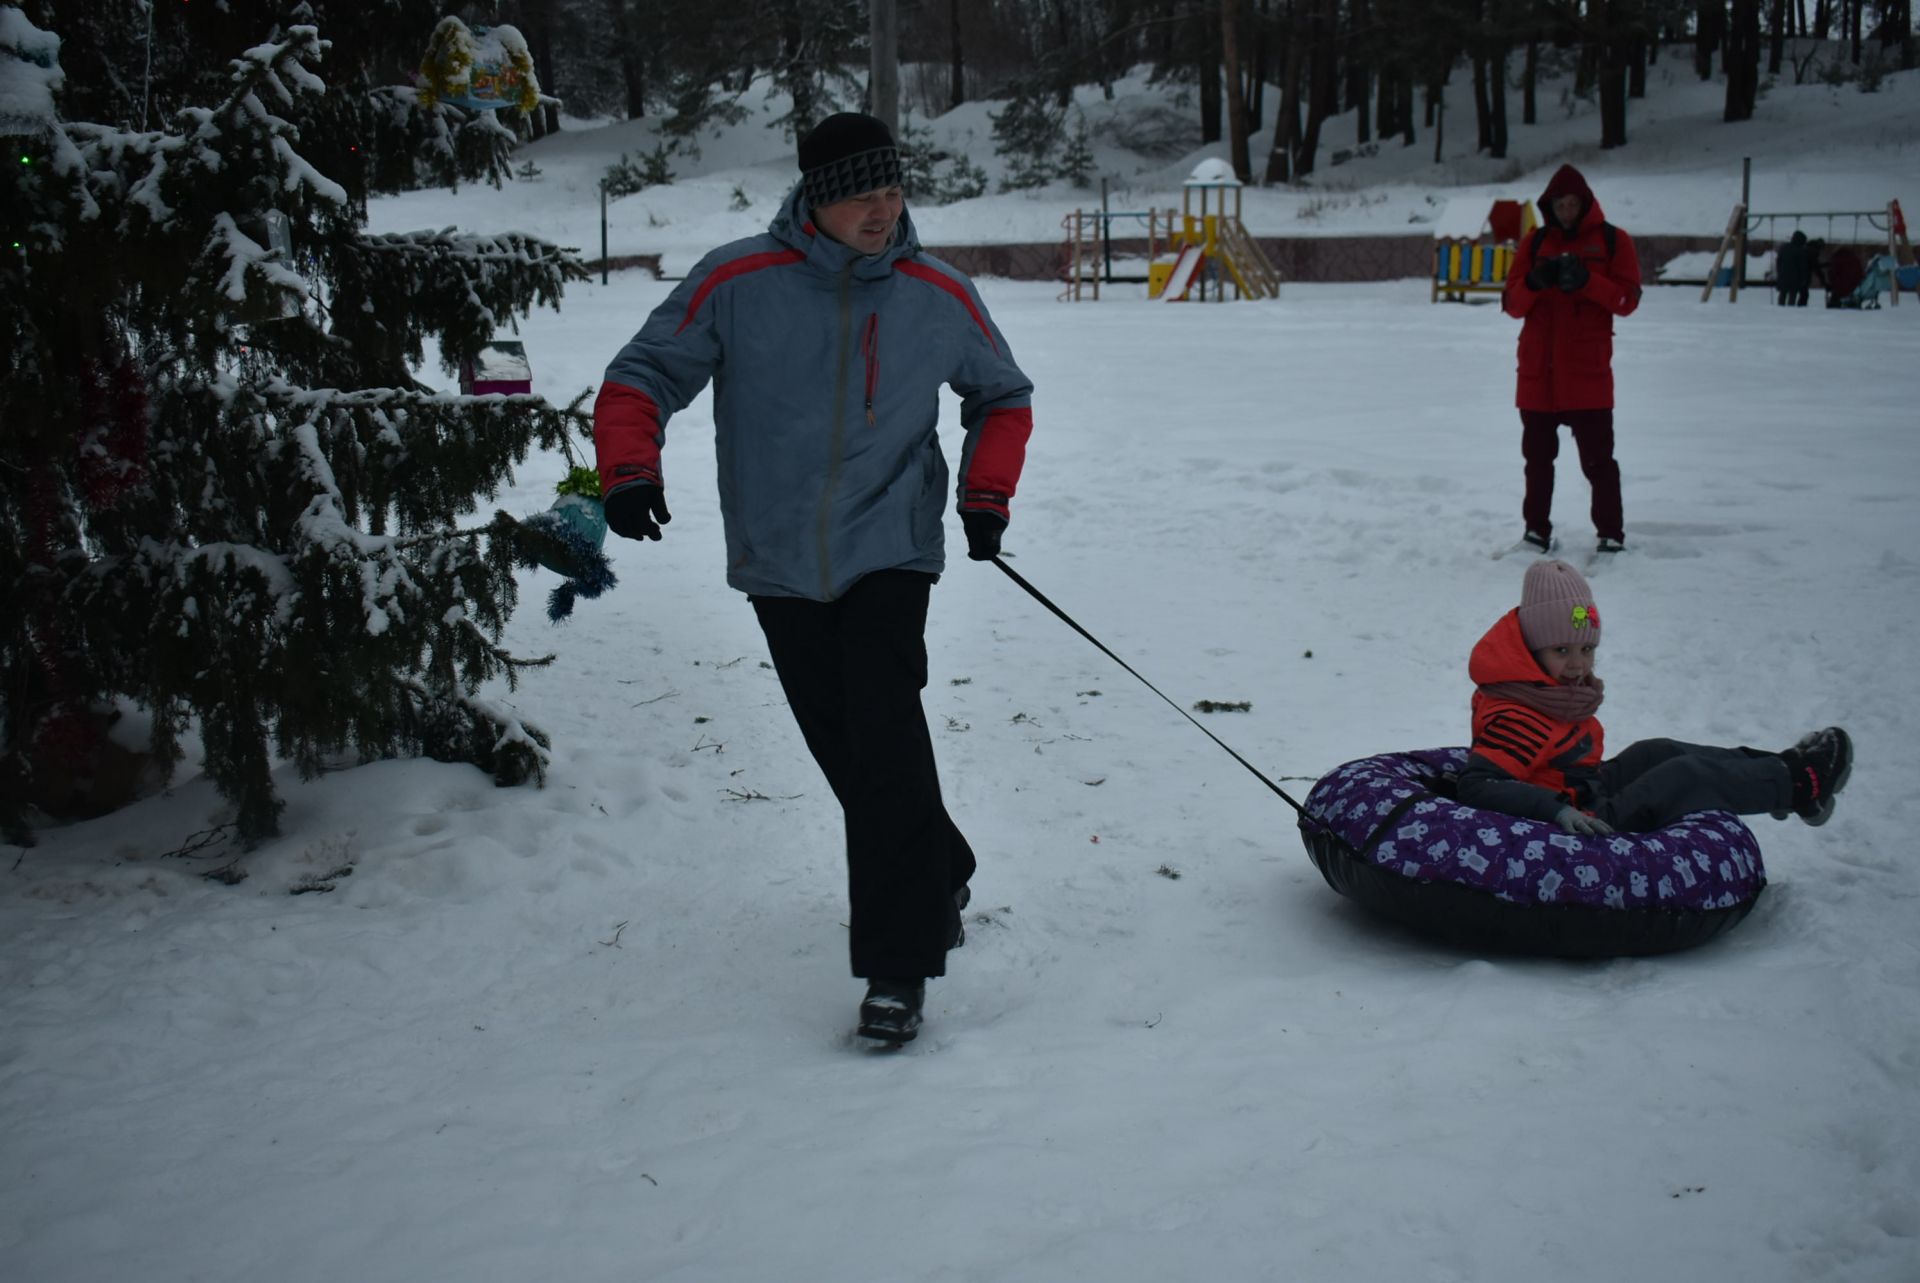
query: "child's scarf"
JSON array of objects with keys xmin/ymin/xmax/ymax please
[{"xmin": 1479, "ymin": 674, "xmax": 1605, "ymax": 723}]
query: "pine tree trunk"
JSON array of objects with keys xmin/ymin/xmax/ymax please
[
  {"xmin": 1348, "ymin": 0, "xmax": 1372, "ymax": 144},
  {"xmin": 1696, "ymin": 1, "xmax": 1725, "ymax": 78},
  {"xmin": 1266, "ymin": 5, "xmax": 1303, "ymax": 183},
  {"xmin": 1489, "ymin": 43, "xmax": 1509, "ymax": 157},
  {"xmin": 1248, "ymin": 0, "xmax": 1268, "ymax": 125},
  {"xmin": 1725, "ymin": 0, "xmax": 1761, "ymax": 120},
  {"xmin": 870, "ymin": 0, "xmax": 898, "ymax": 133},
  {"xmin": 1222, "ymin": 0, "xmax": 1252, "ymax": 180},
  {"xmin": 1431, "ymin": 79, "xmax": 1444, "ymax": 162},
  {"xmin": 1630, "ymin": 38, "xmax": 1647, "ymax": 96},
  {"xmin": 1600, "ymin": 45, "xmax": 1628, "ymax": 147},
  {"xmin": 606, "ymin": 0, "xmax": 646, "ymax": 119},
  {"xmin": 1400, "ymin": 70, "xmax": 1416, "ymax": 145},
  {"xmin": 1295, "ymin": 0, "xmax": 1335, "ymax": 175},
  {"xmin": 949, "ymin": 0, "xmax": 965, "ymax": 109},
  {"xmin": 1201, "ymin": 9, "xmax": 1224, "ymax": 143},
  {"xmin": 1768, "ymin": 0, "xmax": 1787, "ymax": 72},
  {"xmin": 1524, "ymin": 40, "xmax": 1538, "ymax": 123},
  {"xmin": 782, "ymin": 5, "xmax": 814, "ymax": 135},
  {"xmin": 1473, "ymin": 55, "xmax": 1492, "ymax": 152},
  {"xmin": 513, "ymin": 0, "xmax": 560, "ymax": 137},
  {"xmin": 1376, "ymin": 57, "xmax": 1394, "ymax": 142}
]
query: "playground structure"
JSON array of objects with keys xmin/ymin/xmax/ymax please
[
  {"xmin": 1701, "ymin": 160, "xmax": 1916, "ymax": 306},
  {"xmin": 1060, "ymin": 161, "xmax": 1281, "ymax": 303},
  {"xmin": 1430, "ymin": 198, "xmax": 1537, "ymax": 303},
  {"xmin": 1703, "ymin": 198, "xmax": 1918, "ymax": 307},
  {"xmin": 1058, "ymin": 205, "xmax": 1181, "ymax": 302},
  {"xmin": 1150, "ymin": 161, "xmax": 1282, "ymax": 302}
]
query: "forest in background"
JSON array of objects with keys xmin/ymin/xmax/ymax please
[{"xmin": 28, "ymin": 2, "xmax": 1918, "ymax": 192}]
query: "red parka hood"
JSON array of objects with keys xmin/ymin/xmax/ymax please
[
  {"xmin": 1469, "ymin": 609, "xmax": 1550, "ymax": 685},
  {"xmin": 1538, "ymin": 164, "xmax": 1605, "ymax": 232}
]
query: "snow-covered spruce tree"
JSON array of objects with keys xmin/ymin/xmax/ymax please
[
  {"xmin": 991, "ymin": 85, "xmax": 1064, "ymax": 192},
  {"xmin": 0, "ymin": 12, "xmax": 589, "ymax": 849}
]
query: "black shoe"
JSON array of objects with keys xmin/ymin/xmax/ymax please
[
  {"xmin": 1780, "ymin": 727, "xmax": 1852, "ymax": 826},
  {"xmin": 1596, "ymin": 536, "xmax": 1625, "ymax": 554},
  {"xmin": 857, "ymin": 978, "xmax": 925, "ymax": 1044},
  {"xmin": 1522, "ymin": 529, "xmax": 1553, "ymax": 553},
  {"xmin": 948, "ymin": 885, "xmax": 971, "ymax": 950}
]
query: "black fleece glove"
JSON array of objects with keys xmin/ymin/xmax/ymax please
[
  {"xmin": 1556, "ymin": 253, "xmax": 1590, "ymax": 293},
  {"xmin": 604, "ymin": 483, "xmax": 671, "ymax": 541},
  {"xmin": 1524, "ymin": 259, "xmax": 1555, "ymax": 291},
  {"xmin": 960, "ymin": 509, "xmax": 1006, "ymax": 562}
]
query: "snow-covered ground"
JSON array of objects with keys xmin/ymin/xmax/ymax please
[{"xmin": 6, "ymin": 58, "xmax": 1920, "ymax": 1283}]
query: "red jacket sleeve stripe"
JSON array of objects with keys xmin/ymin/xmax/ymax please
[
  {"xmin": 675, "ymin": 249, "xmax": 805, "ymax": 335},
  {"xmin": 895, "ymin": 260, "xmax": 998, "ymax": 353},
  {"xmin": 593, "ymin": 381, "xmax": 664, "ymax": 493},
  {"xmin": 961, "ymin": 406, "xmax": 1033, "ymax": 517}
]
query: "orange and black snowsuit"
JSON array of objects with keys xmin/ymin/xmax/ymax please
[
  {"xmin": 1458, "ymin": 611, "xmax": 1798, "ymax": 832},
  {"xmin": 1458, "ymin": 608, "xmax": 1604, "ymax": 823}
]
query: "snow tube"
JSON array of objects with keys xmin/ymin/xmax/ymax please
[{"xmin": 1298, "ymin": 747, "xmax": 1767, "ymax": 957}]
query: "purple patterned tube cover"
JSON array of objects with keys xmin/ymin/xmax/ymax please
[{"xmin": 1303, "ymin": 747, "xmax": 1767, "ymax": 913}]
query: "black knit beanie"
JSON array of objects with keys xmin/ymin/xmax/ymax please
[{"xmin": 798, "ymin": 113, "xmax": 903, "ymax": 211}]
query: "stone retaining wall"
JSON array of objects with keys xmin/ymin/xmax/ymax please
[{"xmin": 923, "ymin": 233, "xmax": 1797, "ymax": 286}]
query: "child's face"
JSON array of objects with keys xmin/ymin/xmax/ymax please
[{"xmin": 1534, "ymin": 642, "xmax": 1597, "ymax": 683}]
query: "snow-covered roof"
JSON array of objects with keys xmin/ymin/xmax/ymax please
[
  {"xmin": 1184, "ymin": 157, "xmax": 1240, "ymax": 187},
  {"xmin": 471, "ymin": 341, "xmax": 531, "ymax": 381}
]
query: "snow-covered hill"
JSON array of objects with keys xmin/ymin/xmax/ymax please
[{"xmin": 368, "ymin": 60, "xmax": 1920, "ymax": 272}]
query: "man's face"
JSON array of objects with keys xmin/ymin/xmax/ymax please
[
  {"xmin": 814, "ymin": 185, "xmax": 905, "ymax": 256},
  {"xmin": 1551, "ymin": 192, "xmax": 1584, "ymax": 230}
]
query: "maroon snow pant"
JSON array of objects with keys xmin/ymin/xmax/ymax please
[
  {"xmin": 1520, "ymin": 408, "xmax": 1624, "ymax": 543},
  {"xmin": 751, "ymin": 569, "xmax": 975, "ymax": 981}
]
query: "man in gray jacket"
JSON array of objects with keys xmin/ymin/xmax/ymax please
[{"xmin": 593, "ymin": 113, "xmax": 1035, "ymax": 1044}]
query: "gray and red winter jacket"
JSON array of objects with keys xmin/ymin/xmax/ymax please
[{"xmin": 594, "ymin": 186, "xmax": 1034, "ymax": 601}]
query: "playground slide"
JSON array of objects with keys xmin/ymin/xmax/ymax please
[{"xmin": 1162, "ymin": 244, "xmax": 1205, "ymax": 301}]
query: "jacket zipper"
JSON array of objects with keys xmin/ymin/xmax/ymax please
[
  {"xmin": 815, "ymin": 264, "xmax": 855, "ymax": 599},
  {"xmin": 861, "ymin": 313, "xmax": 879, "ymax": 425}
]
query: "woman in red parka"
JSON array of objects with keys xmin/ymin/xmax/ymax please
[{"xmin": 1502, "ymin": 164, "xmax": 1642, "ymax": 556}]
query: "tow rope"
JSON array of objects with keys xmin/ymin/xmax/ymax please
[{"xmin": 991, "ymin": 556, "xmax": 1311, "ymax": 818}]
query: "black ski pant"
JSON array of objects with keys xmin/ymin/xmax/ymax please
[
  {"xmin": 750, "ymin": 569, "xmax": 975, "ymax": 980},
  {"xmin": 1586, "ymin": 738, "xmax": 1791, "ymax": 833},
  {"xmin": 1520, "ymin": 408, "xmax": 1624, "ymax": 544}
]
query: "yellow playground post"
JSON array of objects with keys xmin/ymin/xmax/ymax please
[{"xmin": 1147, "ymin": 159, "xmax": 1282, "ymax": 302}]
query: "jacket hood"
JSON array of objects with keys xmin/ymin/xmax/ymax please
[
  {"xmin": 768, "ymin": 181, "xmax": 922, "ymax": 278},
  {"xmin": 1538, "ymin": 163, "xmax": 1604, "ymax": 232},
  {"xmin": 1469, "ymin": 609, "xmax": 1552, "ymax": 685}
]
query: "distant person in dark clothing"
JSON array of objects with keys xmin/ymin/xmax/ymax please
[
  {"xmin": 1825, "ymin": 247, "xmax": 1866, "ymax": 307},
  {"xmin": 1775, "ymin": 230, "xmax": 1812, "ymax": 307},
  {"xmin": 1806, "ymin": 238, "xmax": 1829, "ymax": 293}
]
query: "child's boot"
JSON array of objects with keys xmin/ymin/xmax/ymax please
[{"xmin": 1779, "ymin": 727, "xmax": 1853, "ymax": 826}]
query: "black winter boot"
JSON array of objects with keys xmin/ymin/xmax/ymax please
[
  {"xmin": 1779, "ymin": 727, "xmax": 1853, "ymax": 826},
  {"xmin": 857, "ymin": 978, "xmax": 925, "ymax": 1044}
]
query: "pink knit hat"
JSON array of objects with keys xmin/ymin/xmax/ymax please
[{"xmin": 1518, "ymin": 559, "xmax": 1601, "ymax": 650}]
